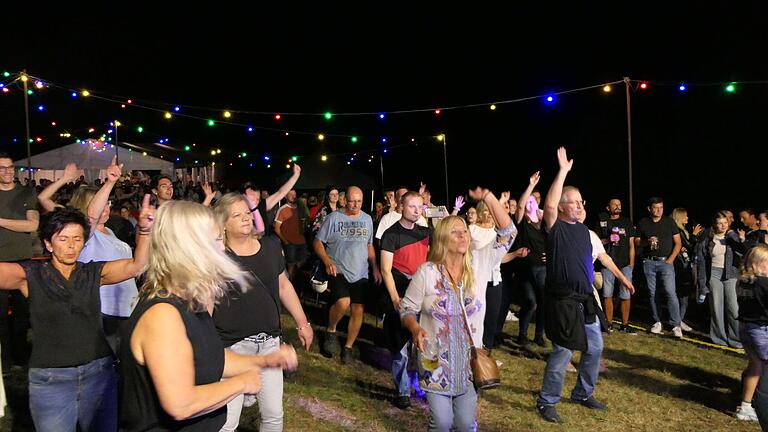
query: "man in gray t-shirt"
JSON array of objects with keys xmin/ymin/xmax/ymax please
[{"xmin": 314, "ymin": 186, "xmax": 382, "ymax": 364}]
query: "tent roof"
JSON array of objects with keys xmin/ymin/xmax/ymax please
[
  {"xmin": 14, "ymin": 141, "xmax": 174, "ymax": 174},
  {"xmin": 276, "ymin": 158, "xmax": 378, "ymax": 190}
]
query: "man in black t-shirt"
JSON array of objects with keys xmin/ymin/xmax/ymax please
[
  {"xmin": 536, "ymin": 148, "xmax": 627, "ymax": 423},
  {"xmin": 595, "ymin": 198, "xmax": 637, "ymax": 333},
  {"xmin": 637, "ymin": 197, "xmax": 683, "ymax": 337},
  {"xmin": 380, "ymin": 191, "xmax": 430, "ymax": 409}
]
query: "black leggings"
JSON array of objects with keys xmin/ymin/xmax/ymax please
[{"xmin": 483, "ymin": 281, "xmax": 502, "ymax": 349}]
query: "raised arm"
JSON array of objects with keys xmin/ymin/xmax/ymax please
[
  {"xmin": 38, "ymin": 163, "xmax": 79, "ymax": 213},
  {"xmin": 0, "ymin": 263, "xmax": 26, "ymax": 290},
  {"xmin": 101, "ymin": 194, "xmax": 154, "ymax": 285},
  {"xmin": 265, "ymin": 164, "xmax": 301, "ymax": 211},
  {"xmin": 516, "ymin": 171, "xmax": 540, "ymax": 224},
  {"xmin": 201, "ymin": 182, "xmax": 214, "ymax": 208},
  {"xmin": 86, "ymin": 156, "xmax": 122, "ymax": 236},
  {"xmin": 243, "ymin": 192, "xmax": 265, "ymax": 235},
  {"xmin": 467, "ymin": 188, "xmax": 512, "ymax": 231},
  {"xmin": 543, "ymin": 147, "xmax": 573, "ymax": 230}
]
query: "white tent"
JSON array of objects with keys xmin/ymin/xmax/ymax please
[{"xmin": 14, "ymin": 141, "xmax": 175, "ymax": 183}]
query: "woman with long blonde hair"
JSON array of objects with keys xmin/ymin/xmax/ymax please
[
  {"xmin": 400, "ymin": 188, "xmax": 514, "ymax": 431},
  {"xmin": 119, "ymin": 200, "xmax": 298, "ymax": 431},
  {"xmin": 670, "ymin": 208, "xmax": 702, "ymax": 330}
]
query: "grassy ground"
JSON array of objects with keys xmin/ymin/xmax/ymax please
[{"xmin": 0, "ymin": 310, "xmax": 760, "ymax": 431}]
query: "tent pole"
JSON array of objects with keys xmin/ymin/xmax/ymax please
[{"xmin": 22, "ymin": 71, "xmax": 32, "ymax": 182}]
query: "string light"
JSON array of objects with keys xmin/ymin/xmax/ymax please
[
  {"xmin": 544, "ymin": 95, "xmax": 556, "ymax": 105},
  {"xmin": 324, "ymin": 112, "xmax": 332, "ymax": 120},
  {"xmin": 174, "ymin": 106, "xmax": 180, "ymax": 112},
  {"xmin": 434, "ymin": 109, "xmax": 441, "ymax": 115},
  {"xmin": 20, "ymin": 74, "xmax": 28, "ymax": 82},
  {"xmin": 639, "ymin": 82, "xmax": 648, "ymax": 90},
  {"xmin": 184, "ymin": 145, "xmax": 191, "ymax": 151},
  {"xmin": 726, "ymin": 83, "xmax": 736, "ymax": 93},
  {"xmin": 223, "ymin": 111, "xmax": 232, "ymax": 118},
  {"xmin": 291, "ymin": 156, "xmax": 298, "ymax": 162},
  {"xmin": 164, "ymin": 112, "xmax": 172, "ymax": 119},
  {"xmin": 351, "ymin": 136, "xmax": 358, "ymax": 143},
  {"xmin": 378, "ymin": 113, "xmax": 386, "ymax": 120},
  {"xmin": 602, "ymin": 85, "xmax": 612, "ymax": 93},
  {"xmin": 136, "ymin": 126, "xmax": 144, "ymax": 133},
  {"xmin": 381, "ymin": 137, "xmax": 387, "ymax": 143},
  {"xmin": 37, "ymin": 105, "xmax": 44, "ymax": 111},
  {"xmin": 490, "ymin": 104, "xmax": 496, "ymax": 110},
  {"xmin": 207, "ymin": 119, "xmax": 215, "ymax": 126},
  {"xmin": 274, "ymin": 113, "xmax": 281, "ymax": 120},
  {"xmin": 679, "ymin": 84, "xmax": 687, "ymax": 92},
  {"xmin": 1, "ymin": 88, "xmax": 8, "ymax": 93},
  {"xmin": 216, "ymin": 149, "xmax": 221, "ymax": 154},
  {"xmin": 318, "ymin": 134, "xmax": 325, "ymax": 141},
  {"xmin": 247, "ymin": 127, "xmax": 253, "ymax": 132},
  {"xmin": 35, "ymin": 81, "xmax": 43, "ymax": 89},
  {"xmin": 81, "ymin": 90, "xmax": 90, "ymax": 97},
  {"xmin": 321, "ymin": 155, "xmax": 327, "ymax": 161}
]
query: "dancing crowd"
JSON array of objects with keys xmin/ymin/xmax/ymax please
[{"xmin": 0, "ymin": 147, "xmax": 767, "ymax": 431}]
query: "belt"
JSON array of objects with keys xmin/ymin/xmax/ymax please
[
  {"xmin": 243, "ymin": 333, "xmax": 277, "ymax": 344},
  {"xmin": 645, "ymin": 256, "xmax": 667, "ymax": 262}
]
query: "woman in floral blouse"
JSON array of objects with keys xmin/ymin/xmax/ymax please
[{"xmin": 400, "ymin": 188, "xmax": 514, "ymax": 432}]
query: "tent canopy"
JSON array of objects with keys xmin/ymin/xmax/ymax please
[{"xmin": 15, "ymin": 141, "xmax": 174, "ymax": 182}]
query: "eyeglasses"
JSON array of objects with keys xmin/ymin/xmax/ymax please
[{"xmin": 0, "ymin": 166, "xmax": 15, "ymax": 172}]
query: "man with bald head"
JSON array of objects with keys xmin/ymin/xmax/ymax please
[{"xmin": 315, "ymin": 186, "xmax": 382, "ymax": 364}]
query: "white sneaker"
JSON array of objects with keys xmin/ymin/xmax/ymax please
[
  {"xmin": 736, "ymin": 404, "xmax": 759, "ymax": 421},
  {"xmin": 496, "ymin": 360, "xmax": 504, "ymax": 368},
  {"xmin": 672, "ymin": 326, "xmax": 683, "ymax": 339},
  {"xmin": 506, "ymin": 311, "xmax": 519, "ymax": 322},
  {"xmin": 680, "ymin": 322, "xmax": 693, "ymax": 332},
  {"xmin": 650, "ymin": 322, "xmax": 663, "ymax": 334}
]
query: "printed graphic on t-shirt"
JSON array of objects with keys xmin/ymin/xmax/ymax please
[{"xmin": 330, "ymin": 220, "xmax": 370, "ymax": 239}]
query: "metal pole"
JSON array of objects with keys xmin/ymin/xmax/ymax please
[
  {"xmin": 379, "ymin": 153, "xmax": 384, "ymax": 188},
  {"xmin": 22, "ymin": 71, "xmax": 32, "ymax": 182},
  {"xmin": 114, "ymin": 120, "xmax": 119, "ymax": 164},
  {"xmin": 442, "ymin": 135, "xmax": 449, "ymax": 205},
  {"xmin": 624, "ymin": 77, "xmax": 634, "ymax": 222}
]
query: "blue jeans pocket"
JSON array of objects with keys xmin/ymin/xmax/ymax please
[{"xmin": 29, "ymin": 368, "xmax": 54, "ymax": 385}]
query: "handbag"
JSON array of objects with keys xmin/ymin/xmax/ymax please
[{"xmin": 459, "ymin": 290, "xmax": 501, "ymax": 389}]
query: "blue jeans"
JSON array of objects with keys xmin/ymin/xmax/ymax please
[
  {"xmin": 392, "ymin": 342, "xmax": 412, "ymax": 397},
  {"xmin": 601, "ymin": 265, "xmax": 633, "ymax": 300},
  {"xmin": 708, "ymin": 267, "xmax": 741, "ymax": 348},
  {"xmin": 643, "ymin": 260, "xmax": 681, "ymax": 326},
  {"xmin": 28, "ymin": 356, "xmax": 117, "ymax": 432},
  {"xmin": 425, "ymin": 384, "xmax": 477, "ymax": 432},
  {"xmin": 538, "ymin": 321, "xmax": 603, "ymax": 405}
]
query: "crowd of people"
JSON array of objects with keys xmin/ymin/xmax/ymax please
[{"xmin": 0, "ymin": 147, "xmax": 767, "ymax": 430}]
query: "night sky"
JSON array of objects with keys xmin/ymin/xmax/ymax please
[{"xmin": 1, "ymin": 3, "xmax": 767, "ymax": 226}]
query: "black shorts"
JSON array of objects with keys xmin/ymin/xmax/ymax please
[
  {"xmin": 283, "ymin": 243, "xmax": 308, "ymax": 265},
  {"xmin": 330, "ymin": 275, "xmax": 369, "ymax": 305}
]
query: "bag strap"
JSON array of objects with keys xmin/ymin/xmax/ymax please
[{"xmin": 444, "ymin": 265, "xmax": 474, "ymax": 347}]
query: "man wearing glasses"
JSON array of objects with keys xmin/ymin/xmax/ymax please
[{"xmin": 0, "ymin": 152, "xmax": 39, "ymax": 374}]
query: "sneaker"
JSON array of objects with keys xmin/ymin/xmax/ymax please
[
  {"xmin": 533, "ymin": 336, "xmax": 547, "ymax": 347},
  {"xmin": 340, "ymin": 346, "xmax": 353, "ymax": 364},
  {"xmin": 506, "ymin": 311, "xmax": 519, "ymax": 322},
  {"xmin": 680, "ymin": 322, "xmax": 693, "ymax": 332},
  {"xmin": 606, "ymin": 324, "xmax": 614, "ymax": 333},
  {"xmin": 393, "ymin": 395, "xmax": 411, "ymax": 409},
  {"xmin": 242, "ymin": 394, "xmax": 258, "ymax": 408},
  {"xmin": 598, "ymin": 360, "xmax": 609, "ymax": 374},
  {"xmin": 619, "ymin": 324, "xmax": 638, "ymax": 335},
  {"xmin": 495, "ymin": 359, "xmax": 504, "ymax": 368},
  {"xmin": 536, "ymin": 404, "xmax": 561, "ymax": 423},
  {"xmin": 322, "ymin": 331, "xmax": 341, "ymax": 358},
  {"xmin": 672, "ymin": 326, "xmax": 683, "ymax": 339},
  {"xmin": 516, "ymin": 335, "xmax": 530, "ymax": 347},
  {"xmin": 572, "ymin": 395, "xmax": 607, "ymax": 411},
  {"xmin": 736, "ymin": 404, "xmax": 759, "ymax": 421},
  {"xmin": 650, "ymin": 322, "xmax": 663, "ymax": 334}
]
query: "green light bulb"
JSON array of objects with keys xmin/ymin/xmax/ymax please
[
  {"xmin": 725, "ymin": 83, "xmax": 735, "ymax": 92},
  {"xmin": 351, "ymin": 136, "xmax": 358, "ymax": 143},
  {"xmin": 324, "ymin": 112, "xmax": 332, "ymax": 120},
  {"xmin": 208, "ymin": 120, "xmax": 215, "ymax": 126},
  {"xmin": 184, "ymin": 145, "xmax": 191, "ymax": 151},
  {"xmin": 291, "ymin": 156, "xmax": 298, "ymax": 162},
  {"xmin": 137, "ymin": 126, "xmax": 144, "ymax": 133}
]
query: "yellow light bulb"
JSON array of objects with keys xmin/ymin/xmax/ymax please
[
  {"xmin": 20, "ymin": 74, "xmax": 28, "ymax": 82},
  {"xmin": 211, "ymin": 150, "xmax": 217, "ymax": 155},
  {"xmin": 437, "ymin": 134, "xmax": 445, "ymax": 141},
  {"xmin": 114, "ymin": 121, "xmax": 121, "ymax": 126},
  {"xmin": 602, "ymin": 85, "xmax": 612, "ymax": 93},
  {"xmin": 164, "ymin": 112, "xmax": 172, "ymax": 119},
  {"xmin": 216, "ymin": 149, "xmax": 221, "ymax": 154},
  {"xmin": 321, "ymin": 155, "xmax": 328, "ymax": 161},
  {"xmin": 223, "ymin": 111, "xmax": 232, "ymax": 118},
  {"xmin": 318, "ymin": 134, "xmax": 325, "ymax": 141},
  {"xmin": 490, "ymin": 104, "xmax": 496, "ymax": 110},
  {"xmin": 82, "ymin": 90, "xmax": 90, "ymax": 97},
  {"xmin": 285, "ymin": 164, "xmax": 290, "ymax": 169},
  {"xmin": 142, "ymin": 152, "xmax": 147, "ymax": 156}
]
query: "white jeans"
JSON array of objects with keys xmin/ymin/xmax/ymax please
[{"xmin": 220, "ymin": 336, "xmax": 283, "ymax": 432}]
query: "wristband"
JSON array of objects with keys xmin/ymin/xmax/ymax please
[{"xmin": 297, "ymin": 322, "xmax": 311, "ymax": 332}]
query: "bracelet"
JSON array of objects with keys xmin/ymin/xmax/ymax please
[
  {"xmin": 138, "ymin": 228, "xmax": 151, "ymax": 235},
  {"xmin": 481, "ymin": 191, "xmax": 490, "ymax": 201},
  {"xmin": 297, "ymin": 322, "xmax": 311, "ymax": 332}
]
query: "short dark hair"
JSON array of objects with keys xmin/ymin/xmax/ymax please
[
  {"xmin": 741, "ymin": 208, "xmax": 757, "ymax": 218},
  {"xmin": 0, "ymin": 151, "xmax": 11, "ymax": 160},
  {"xmin": 39, "ymin": 208, "xmax": 90, "ymax": 245},
  {"xmin": 760, "ymin": 210, "xmax": 768, "ymax": 220},
  {"xmin": 152, "ymin": 175, "xmax": 172, "ymax": 190},
  {"xmin": 647, "ymin": 197, "xmax": 664, "ymax": 206},
  {"xmin": 241, "ymin": 181, "xmax": 260, "ymax": 193}
]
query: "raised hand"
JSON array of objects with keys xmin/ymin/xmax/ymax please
[
  {"xmin": 557, "ymin": 147, "xmax": 573, "ymax": 172},
  {"xmin": 202, "ymin": 182, "xmax": 213, "ymax": 199},
  {"xmin": 62, "ymin": 163, "xmax": 80, "ymax": 183},
  {"xmin": 137, "ymin": 194, "xmax": 156, "ymax": 233},
  {"xmin": 454, "ymin": 195, "xmax": 465, "ymax": 212},
  {"xmin": 692, "ymin": 224, "xmax": 704, "ymax": 237},
  {"xmin": 468, "ymin": 187, "xmax": 489, "ymax": 202},
  {"xmin": 500, "ymin": 191, "xmax": 510, "ymax": 203},
  {"xmin": 529, "ymin": 171, "xmax": 541, "ymax": 187},
  {"xmin": 419, "ymin": 182, "xmax": 427, "ymax": 196},
  {"xmin": 105, "ymin": 156, "xmax": 124, "ymax": 184},
  {"xmin": 292, "ymin": 163, "xmax": 301, "ymax": 176}
]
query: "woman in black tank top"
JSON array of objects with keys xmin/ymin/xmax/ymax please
[{"xmin": 118, "ymin": 201, "xmax": 298, "ymax": 431}]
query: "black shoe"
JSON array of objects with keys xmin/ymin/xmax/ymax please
[
  {"xmin": 322, "ymin": 332, "xmax": 340, "ymax": 358},
  {"xmin": 537, "ymin": 404, "xmax": 561, "ymax": 423},
  {"xmin": 340, "ymin": 347, "xmax": 353, "ymax": 364},
  {"xmin": 533, "ymin": 336, "xmax": 546, "ymax": 347},
  {"xmin": 393, "ymin": 395, "xmax": 411, "ymax": 409},
  {"xmin": 572, "ymin": 396, "xmax": 607, "ymax": 411},
  {"xmin": 516, "ymin": 335, "xmax": 530, "ymax": 347},
  {"xmin": 620, "ymin": 324, "xmax": 637, "ymax": 335}
]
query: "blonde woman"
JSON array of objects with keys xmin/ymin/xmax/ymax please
[
  {"xmin": 400, "ymin": 188, "xmax": 513, "ymax": 432},
  {"xmin": 213, "ymin": 193, "xmax": 313, "ymax": 431},
  {"xmin": 736, "ymin": 244, "xmax": 768, "ymax": 422},
  {"xmin": 670, "ymin": 208, "xmax": 702, "ymax": 331},
  {"xmin": 119, "ymin": 201, "xmax": 298, "ymax": 431}
]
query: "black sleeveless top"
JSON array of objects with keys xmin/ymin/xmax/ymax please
[{"xmin": 119, "ymin": 295, "xmax": 226, "ymax": 431}]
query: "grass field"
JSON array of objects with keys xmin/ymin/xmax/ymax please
[{"xmin": 0, "ymin": 309, "xmax": 760, "ymax": 431}]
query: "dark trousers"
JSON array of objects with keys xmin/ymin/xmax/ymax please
[
  {"xmin": 518, "ymin": 265, "xmax": 547, "ymax": 340},
  {"xmin": 0, "ymin": 290, "xmax": 30, "ymax": 370},
  {"xmin": 483, "ymin": 281, "xmax": 502, "ymax": 349}
]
